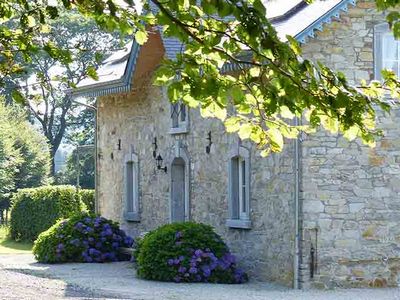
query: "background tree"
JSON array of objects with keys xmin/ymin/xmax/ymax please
[
  {"xmin": 0, "ymin": 99, "xmax": 50, "ymax": 212},
  {"xmin": 1, "ymin": 0, "xmax": 399, "ymax": 155},
  {"xmin": 2, "ymin": 12, "xmax": 121, "ymax": 175},
  {"xmin": 56, "ymin": 102, "xmax": 95, "ymax": 189},
  {"xmin": 55, "ymin": 149, "xmax": 95, "ymax": 189}
]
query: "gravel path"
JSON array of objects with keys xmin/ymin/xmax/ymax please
[{"xmin": 0, "ymin": 254, "xmax": 400, "ymax": 300}]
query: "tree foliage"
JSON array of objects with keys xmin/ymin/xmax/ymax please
[
  {"xmin": 55, "ymin": 148, "xmax": 95, "ymax": 189},
  {"xmin": 1, "ymin": 11, "xmax": 121, "ymax": 174},
  {"xmin": 0, "ymin": 100, "xmax": 50, "ymax": 202},
  {"xmin": 1, "ymin": 0, "xmax": 400, "ymax": 154}
]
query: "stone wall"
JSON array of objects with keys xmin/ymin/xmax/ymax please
[
  {"xmin": 300, "ymin": 0, "xmax": 400, "ymax": 288},
  {"xmin": 97, "ymin": 31, "xmax": 297, "ymax": 285}
]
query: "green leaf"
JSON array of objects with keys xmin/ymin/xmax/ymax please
[
  {"xmin": 87, "ymin": 66, "xmax": 99, "ymax": 80},
  {"xmin": 27, "ymin": 16, "xmax": 36, "ymax": 27},
  {"xmin": 11, "ymin": 90, "xmax": 25, "ymax": 104},
  {"xmin": 267, "ymin": 128, "xmax": 284, "ymax": 152},
  {"xmin": 135, "ymin": 30, "xmax": 148, "ymax": 45},
  {"xmin": 238, "ymin": 123, "xmax": 253, "ymax": 140},
  {"xmin": 224, "ymin": 117, "xmax": 241, "ymax": 133}
]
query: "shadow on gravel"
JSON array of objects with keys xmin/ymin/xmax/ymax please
[{"xmin": 3, "ymin": 267, "xmax": 126, "ymax": 299}]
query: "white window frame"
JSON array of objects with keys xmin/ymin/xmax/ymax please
[
  {"xmin": 123, "ymin": 152, "xmax": 140, "ymax": 222},
  {"xmin": 227, "ymin": 145, "xmax": 251, "ymax": 229},
  {"xmin": 169, "ymin": 101, "xmax": 189, "ymax": 135},
  {"xmin": 374, "ymin": 23, "xmax": 400, "ymax": 80}
]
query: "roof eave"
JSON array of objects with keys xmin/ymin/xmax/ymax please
[{"xmin": 67, "ymin": 42, "xmax": 141, "ymax": 99}]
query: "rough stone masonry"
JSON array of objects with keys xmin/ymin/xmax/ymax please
[
  {"xmin": 95, "ymin": 0, "xmax": 400, "ymax": 289},
  {"xmin": 300, "ymin": 0, "xmax": 400, "ymax": 289}
]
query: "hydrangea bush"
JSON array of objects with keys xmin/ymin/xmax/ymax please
[
  {"xmin": 33, "ymin": 212, "xmax": 134, "ymax": 263},
  {"xmin": 134, "ymin": 222, "xmax": 248, "ymax": 283}
]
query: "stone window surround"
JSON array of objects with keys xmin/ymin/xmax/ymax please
[
  {"xmin": 374, "ymin": 22, "xmax": 400, "ymax": 81},
  {"xmin": 123, "ymin": 152, "xmax": 140, "ymax": 222},
  {"xmin": 226, "ymin": 143, "xmax": 252, "ymax": 229},
  {"xmin": 169, "ymin": 141, "xmax": 191, "ymax": 222}
]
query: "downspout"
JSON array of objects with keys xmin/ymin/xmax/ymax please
[
  {"xmin": 293, "ymin": 116, "xmax": 301, "ymax": 289},
  {"xmin": 94, "ymin": 101, "xmax": 99, "ymax": 214}
]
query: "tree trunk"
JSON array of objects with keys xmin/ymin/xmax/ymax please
[{"xmin": 50, "ymin": 147, "xmax": 57, "ymax": 176}]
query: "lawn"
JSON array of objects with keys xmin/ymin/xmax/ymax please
[{"xmin": 0, "ymin": 226, "xmax": 32, "ymax": 254}]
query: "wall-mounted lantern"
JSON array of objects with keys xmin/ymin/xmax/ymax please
[
  {"xmin": 206, "ymin": 131, "xmax": 212, "ymax": 154},
  {"xmin": 152, "ymin": 138, "xmax": 158, "ymax": 159},
  {"xmin": 156, "ymin": 154, "xmax": 167, "ymax": 173}
]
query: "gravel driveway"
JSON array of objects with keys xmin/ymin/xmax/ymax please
[{"xmin": 0, "ymin": 254, "xmax": 400, "ymax": 300}]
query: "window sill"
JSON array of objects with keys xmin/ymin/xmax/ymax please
[
  {"xmin": 226, "ymin": 219, "xmax": 252, "ymax": 229},
  {"xmin": 169, "ymin": 126, "xmax": 189, "ymax": 135},
  {"xmin": 124, "ymin": 212, "xmax": 140, "ymax": 222}
]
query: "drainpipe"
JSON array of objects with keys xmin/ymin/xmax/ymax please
[{"xmin": 293, "ymin": 116, "xmax": 301, "ymax": 289}]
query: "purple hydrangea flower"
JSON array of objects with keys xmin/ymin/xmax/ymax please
[
  {"xmin": 112, "ymin": 242, "xmax": 119, "ymax": 249},
  {"xmin": 124, "ymin": 236, "xmax": 133, "ymax": 246},
  {"xmin": 167, "ymin": 259, "xmax": 174, "ymax": 266},
  {"xmin": 202, "ymin": 266, "xmax": 211, "ymax": 277},
  {"xmin": 189, "ymin": 267, "xmax": 198, "ymax": 274},
  {"xmin": 175, "ymin": 231, "xmax": 183, "ymax": 239},
  {"xmin": 194, "ymin": 249, "xmax": 203, "ymax": 257},
  {"xmin": 178, "ymin": 266, "xmax": 187, "ymax": 273}
]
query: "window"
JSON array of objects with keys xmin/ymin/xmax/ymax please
[
  {"xmin": 170, "ymin": 101, "xmax": 189, "ymax": 134},
  {"xmin": 124, "ymin": 153, "xmax": 140, "ymax": 222},
  {"xmin": 374, "ymin": 23, "xmax": 400, "ymax": 80},
  {"xmin": 227, "ymin": 145, "xmax": 251, "ymax": 229}
]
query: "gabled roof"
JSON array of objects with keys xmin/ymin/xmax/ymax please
[{"xmin": 68, "ymin": 0, "xmax": 357, "ymax": 99}]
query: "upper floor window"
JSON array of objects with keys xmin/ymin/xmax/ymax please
[
  {"xmin": 374, "ymin": 23, "xmax": 400, "ymax": 80},
  {"xmin": 226, "ymin": 145, "xmax": 251, "ymax": 229},
  {"xmin": 170, "ymin": 101, "xmax": 189, "ymax": 134}
]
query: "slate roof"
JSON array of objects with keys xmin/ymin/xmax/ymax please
[{"xmin": 69, "ymin": 0, "xmax": 357, "ymax": 98}]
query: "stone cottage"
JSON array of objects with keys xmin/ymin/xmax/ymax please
[{"xmin": 70, "ymin": 0, "xmax": 400, "ymax": 289}]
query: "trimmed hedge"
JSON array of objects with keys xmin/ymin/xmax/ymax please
[
  {"xmin": 33, "ymin": 212, "xmax": 134, "ymax": 263},
  {"xmin": 79, "ymin": 189, "xmax": 95, "ymax": 213},
  {"xmin": 134, "ymin": 222, "xmax": 248, "ymax": 283},
  {"xmin": 10, "ymin": 185, "xmax": 85, "ymax": 241}
]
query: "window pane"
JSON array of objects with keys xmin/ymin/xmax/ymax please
[
  {"xmin": 132, "ymin": 166, "xmax": 137, "ymax": 212},
  {"xmin": 382, "ymin": 33, "xmax": 400, "ymax": 77},
  {"xmin": 180, "ymin": 103, "xmax": 186, "ymax": 122},
  {"xmin": 231, "ymin": 157, "xmax": 240, "ymax": 219},
  {"xmin": 126, "ymin": 162, "xmax": 134, "ymax": 212},
  {"xmin": 383, "ymin": 34, "xmax": 398, "ymax": 61},
  {"xmin": 171, "ymin": 103, "xmax": 179, "ymax": 128},
  {"xmin": 241, "ymin": 159, "xmax": 246, "ymax": 214}
]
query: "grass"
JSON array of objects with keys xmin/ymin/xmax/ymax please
[{"xmin": 0, "ymin": 225, "xmax": 33, "ymax": 254}]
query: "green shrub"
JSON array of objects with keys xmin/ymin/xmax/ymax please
[
  {"xmin": 79, "ymin": 189, "xmax": 95, "ymax": 213},
  {"xmin": 134, "ymin": 222, "xmax": 248, "ymax": 283},
  {"xmin": 33, "ymin": 212, "xmax": 134, "ymax": 263},
  {"xmin": 10, "ymin": 185, "xmax": 85, "ymax": 241}
]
